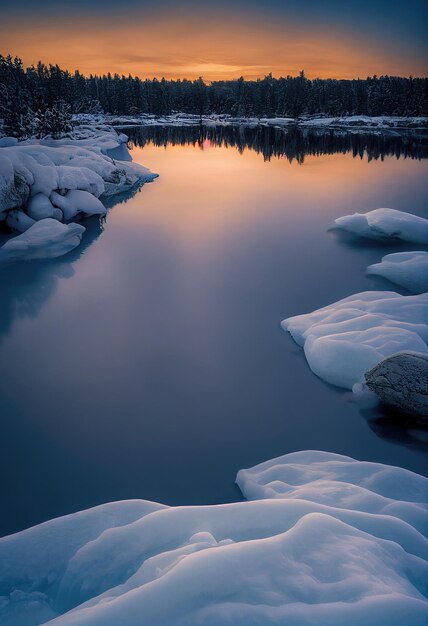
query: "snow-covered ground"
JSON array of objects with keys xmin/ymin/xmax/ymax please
[
  {"xmin": 0, "ymin": 125, "xmax": 157, "ymax": 260},
  {"xmin": 73, "ymin": 113, "xmax": 428, "ymax": 133},
  {"xmin": 282, "ymin": 291, "xmax": 428, "ymax": 389},
  {"xmin": 0, "ymin": 450, "xmax": 427, "ymax": 626}
]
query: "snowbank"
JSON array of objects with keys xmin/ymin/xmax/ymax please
[
  {"xmin": 0, "ymin": 126, "xmax": 157, "ymax": 260},
  {"xmin": 282, "ymin": 291, "xmax": 428, "ymax": 389},
  {"xmin": 367, "ymin": 251, "xmax": 428, "ymax": 294},
  {"xmin": 0, "ymin": 219, "xmax": 85, "ymax": 261},
  {"xmin": 332, "ymin": 208, "xmax": 428, "ymax": 244},
  {"xmin": 73, "ymin": 113, "xmax": 428, "ymax": 133},
  {"xmin": 0, "ymin": 451, "xmax": 427, "ymax": 626},
  {"xmin": 299, "ymin": 115, "xmax": 428, "ymax": 130}
]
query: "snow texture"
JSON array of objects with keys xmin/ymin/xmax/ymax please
[
  {"xmin": 367, "ymin": 251, "xmax": 428, "ymax": 294},
  {"xmin": 0, "ymin": 451, "xmax": 428, "ymax": 626},
  {"xmin": 73, "ymin": 113, "xmax": 428, "ymax": 133},
  {"xmin": 50, "ymin": 190, "xmax": 106, "ymax": 220},
  {"xmin": 0, "ymin": 125, "xmax": 157, "ymax": 259},
  {"xmin": 282, "ymin": 291, "xmax": 428, "ymax": 389},
  {"xmin": 0, "ymin": 451, "xmax": 427, "ymax": 626},
  {"xmin": 333, "ymin": 208, "xmax": 428, "ymax": 244},
  {"xmin": 0, "ymin": 219, "xmax": 85, "ymax": 261}
]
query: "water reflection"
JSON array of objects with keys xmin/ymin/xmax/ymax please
[
  {"xmin": 127, "ymin": 124, "xmax": 428, "ymax": 163},
  {"xmin": 365, "ymin": 408, "xmax": 428, "ymax": 452},
  {"xmin": 1, "ymin": 130, "xmax": 427, "ymax": 536},
  {"xmin": 0, "ymin": 217, "xmax": 103, "ymax": 342},
  {"xmin": 0, "ymin": 181, "xmax": 152, "ymax": 342}
]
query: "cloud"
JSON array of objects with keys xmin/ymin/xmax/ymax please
[{"xmin": 1, "ymin": 7, "xmax": 426, "ymax": 79}]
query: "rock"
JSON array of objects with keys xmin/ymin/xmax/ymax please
[
  {"xmin": 0, "ymin": 218, "xmax": 85, "ymax": 261},
  {"xmin": 365, "ymin": 352, "xmax": 428, "ymax": 419},
  {"xmin": 50, "ymin": 189, "xmax": 106, "ymax": 219}
]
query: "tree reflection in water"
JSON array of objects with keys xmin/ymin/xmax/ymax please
[{"xmin": 127, "ymin": 124, "xmax": 428, "ymax": 163}]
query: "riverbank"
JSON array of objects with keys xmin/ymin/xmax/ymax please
[
  {"xmin": 74, "ymin": 113, "xmax": 428, "ymax": 134},
  {"xmin": 1, "ymin": 450, "xmax": 427, "ymax": 626},
  {"xmin": 0, "ymin": 125, "xmax": 157, "ymax": 260}
]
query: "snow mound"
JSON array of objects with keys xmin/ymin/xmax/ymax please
[
  {"xmin": 367, "ymin": 251, "xmax": 428, "ymax": 294},
  {"xmin": 0, "ymin": 127, "xmax": 157, "ymax": 258},
  {"xmin": 0, "ymin": 451, "xmax": 427, "ymax": 626},
  {"xmin": 282, "ymin": 291, "xmax": 428, "ymax": 389},
  {"xmin": 0, "ymin": 218, "xmax": 85, "ymax": 261},
  {"xmin": 50, "ymin": 190, "xmax": 106, "ymax": 220},
  {"xmin": 333, "ymin": 208, "xmax": 428, "ymax": 244}
]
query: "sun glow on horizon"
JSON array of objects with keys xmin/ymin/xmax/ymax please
[{"xmin": 1, "ymin": 8, "xmax": 426, "ymax": 80}]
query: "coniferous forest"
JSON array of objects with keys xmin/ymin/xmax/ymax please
[{"xmin": 0, "ymin": 54, "xmax": 427, "ymax": 137}]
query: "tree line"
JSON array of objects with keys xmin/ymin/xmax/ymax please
[{"xmin": 1, "ymin": 54, "xmax": 427, "ymax": 137}]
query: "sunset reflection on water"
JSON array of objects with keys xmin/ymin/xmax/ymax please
[{"xmin": 0, "ymin": 129, "xmax": 426, "ymax": 535}]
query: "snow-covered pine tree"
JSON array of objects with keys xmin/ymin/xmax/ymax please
[{"xmin": 36, "ymin": 99, "xmax": 72, "ymax": 138}]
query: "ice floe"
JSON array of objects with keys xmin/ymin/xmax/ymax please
[
  {"xmin": 367, "ymin": 251, "xmax": 428, "ymax": 294},
  {"xmin": 282, "ymin": 291, "xmax": 428, "ymax": 389},
  {"xmin": 332, "ymin": 208, "xmax": 428, "ymax": 244},
  {"xmin": 0, "ymin": 126, "xmax": 157, "ymax": 260},
  {"xmin": 0, "ymin": 450, "xmax": 427, "ymax": 626}
]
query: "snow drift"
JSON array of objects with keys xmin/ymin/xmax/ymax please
[
  {"xmin": 367, "ymin": 251, "xmax": 428, "ymax": 294},
  {"xmin": 332, "ymin": 208, "xmax": 428, "ymax": 244},
  {"xmin": 0, "ymin": 219, "xmax": 85, "ymax": 261},
  {"xmin": 0, "ymin": 125, "xmax": 157, "ymax": 260},
  {"xmin": 282, "ymin": 291, "xmax": 428, "ymax": 389},
  {"xmin": 0, "ymin": 450, "xmax": 427, "ymax": 626},
  {"xmin": 73, "ymin": 112, "xmax": 428, "ymax": 133}
]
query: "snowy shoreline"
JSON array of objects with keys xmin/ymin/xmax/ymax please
[
  {"xmin": 0, "ymin": 450, "xmax": 427, "ymax": 626},
  {"xmin": 0, "ymin": 122, "xmax": 427, "ymax": 625},
  {"xmin": 0, "ymin": 125, "xmax": 157, "ymax": 260},
  {"xmin": 73, "ymin": 112, "xmax": 428, "ymax": 134},
  {"xmin": 282, "ymin": 209, "xmax": 428, "ymax": 393}
]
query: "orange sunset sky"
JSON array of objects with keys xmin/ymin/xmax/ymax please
[{"xmin": 1, "ymin": 0, "xmax": 427, "ymax": 80}]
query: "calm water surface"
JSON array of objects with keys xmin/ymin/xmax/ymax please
[{"xmin": 0, "ymin": 127, "xmax": 427, "ymax": 535}]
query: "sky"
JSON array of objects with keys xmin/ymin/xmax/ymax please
[{"xmin": 0, "ymin": 0, "xmax": 427, "ymax": 80}]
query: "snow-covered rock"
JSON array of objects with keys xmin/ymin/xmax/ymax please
[
  {"xmin": 0, "ymin": 139, "xmax": 156, "ymax": 207},
  {"xmin": 50, "ymin": 190, "xmax": 106, "ymax": 220},
  {"xmin": 27, "ymin": 193, "xmax": 56, "ymax": 220},
  {"xmin": 0, "ymin": 218, "xmax": 85, "ymax": 261},
  {"xmin": 332, "ymin": 208, "xmax": 428, "ymax": 244},
  {"xmin": 0, "ymin": 153, "xmax": 29, "ymax": 219},
  {"xmin": 0, "ymin": 127, "xmax": 157, "ymax": 258},
  {"xmin": 365, "ymin": 352, "xmax": 428, "ymax": 418},
  {"xmin": 367, "ymin": 251, "xmax": 428, "ymax": 294},
  {"xmin": 5, "ymin": 209, "xmax": 35, "ymax": 233},
  {"xmin": 0, "ymin": 451, "xmax": 426, "ymax": 626},
  {"xmin": 282, "ymin": 291, "xmax": 428, "ymax": 389}
]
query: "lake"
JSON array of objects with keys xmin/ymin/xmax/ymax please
[{"xmin": 0, "ymin": 125, "xmax": 427, "ymax": 536}]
